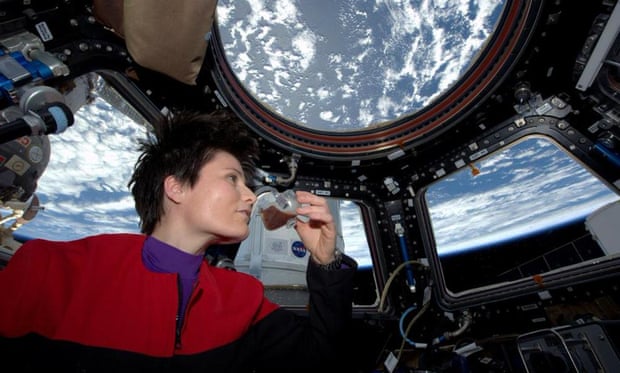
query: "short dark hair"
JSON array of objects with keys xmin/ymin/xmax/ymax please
[{"xmin": 129, "ymin": 110, "xmax": 259, "ymax": 234}]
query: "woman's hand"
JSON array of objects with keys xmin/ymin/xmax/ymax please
[{"xmin": 293, "ymin": 191, "xmax": 337, "ymax": 265}]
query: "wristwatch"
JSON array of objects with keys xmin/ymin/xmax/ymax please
[{"xmin": 316, "ymin": 249, "xmax": 343, "ymax": 271}]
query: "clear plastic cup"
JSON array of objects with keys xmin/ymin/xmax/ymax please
[{"xmin": 258, "ymin": 189, "xmax": 309, "ymax": 230}]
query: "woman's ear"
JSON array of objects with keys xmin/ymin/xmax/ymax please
[{"xmin": 163, "ymin": 175, "xmax": 184, "ymax": 204}]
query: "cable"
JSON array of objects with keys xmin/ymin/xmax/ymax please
[
  {"xmin": 275, "ymin": 154, "xmax": 300, "ymax": 186},
  {"xmin": 378, "ymin": 259, "xmax": 427, "ymax": 313},
  {"xmin": 399, "ymin": 306, "xmax": 428, "ymax": 348},
  {"xmin": 396, "ymin": 301, "xmax": 431, "ymax": 361},
  {"xmin": 431, "ymin": 311, "xmax": 472, "ymax": 345}
]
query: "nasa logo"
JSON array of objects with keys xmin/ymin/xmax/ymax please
[{"xmin": 291, "ymin": 241, "xmax": 307, "ymax": 258}]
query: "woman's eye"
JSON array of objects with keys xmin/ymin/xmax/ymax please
[{"xmin": 228, "ymin": 174, "xmax": 238, "ymax": 183}]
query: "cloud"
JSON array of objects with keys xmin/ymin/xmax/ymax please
[
  {"xmin": 16, "ymin": 87, "xmax": 144, "ymax": 241},
  {"xmin": 427, "ymin": 138, "xmax": 620, "ymax": 255},
  {"xmin": 217, "ymin": 0, "xmax": 504, "ymax": 131}
]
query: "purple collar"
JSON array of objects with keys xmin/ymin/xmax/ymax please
[{"xmin": 142, "ymin": 236, "xmax": 203, "ymax": 280}]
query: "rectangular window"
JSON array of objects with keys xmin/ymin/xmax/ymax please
[{"xmin": 419, "ymin": 136, "xmax": 620, "ymax": 309}]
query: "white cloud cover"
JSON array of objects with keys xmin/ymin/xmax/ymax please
[
  {"xmin": 427, "ymin": 138, "xmax": 620, "ymax": 255},
  {"xmin": 217, "ymin": 0, "xmax": 504, "ymax": 131},
  {"xmin": 16, "ymin": 86, "xmax": 145, "ymax": 240}
]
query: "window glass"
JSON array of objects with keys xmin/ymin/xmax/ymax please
[
  {"xmin": 11, "ymin": 74, "xmax": 146, "ymax": 241},
  {"xmin": 216, "ymin": 0, "xmax": 505, "ymax": 132},
  {"xmin": 424, "ymin": 136, "xmax": 620, "ymax": 294}
]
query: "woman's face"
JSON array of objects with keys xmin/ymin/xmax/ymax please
[{"xmin": 181, "ymin": 151, "xmax": 257, "ymax": 244}]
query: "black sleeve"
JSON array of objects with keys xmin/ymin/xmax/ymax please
[{"xmin": 243, "ymin": 255, "xmax": 358, "ymax": 373}]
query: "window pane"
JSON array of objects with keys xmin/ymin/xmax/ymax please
[
  {"xmin": 12, "ymin": 74, "xmax": 146, "ymax": 241},
  {"xmin": 424, "ymin": 136, "xmax": 620, "ymax": 294},
  {"xmin": 217, "ymin": 0, "xmax": 506, "ymax": 132}
]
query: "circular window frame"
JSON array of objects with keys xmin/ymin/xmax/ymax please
[{"xmin": 209, "ymin": 0, "xmax": 542, "ymax": 160}]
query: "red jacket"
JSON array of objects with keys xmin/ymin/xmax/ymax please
[{"xmin": 0, "ymin": 234, "xmax": 356, "ymax": 372}]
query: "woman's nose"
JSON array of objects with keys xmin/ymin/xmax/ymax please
[{"xmin": 242, "ymin": 184, "xmax": 257, "ymax": 204}]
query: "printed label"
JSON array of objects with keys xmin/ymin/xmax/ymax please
[
  {"xmin": 5, "ymin": 155, "xmax": 30, "ymax": 176},
  {"xmin": 291, "ymin": 241, "xmax": 307, "ymax": 258},
  {"xmin": 35, "ymin": 22, "xmax": 54, "ymax": 42}
]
